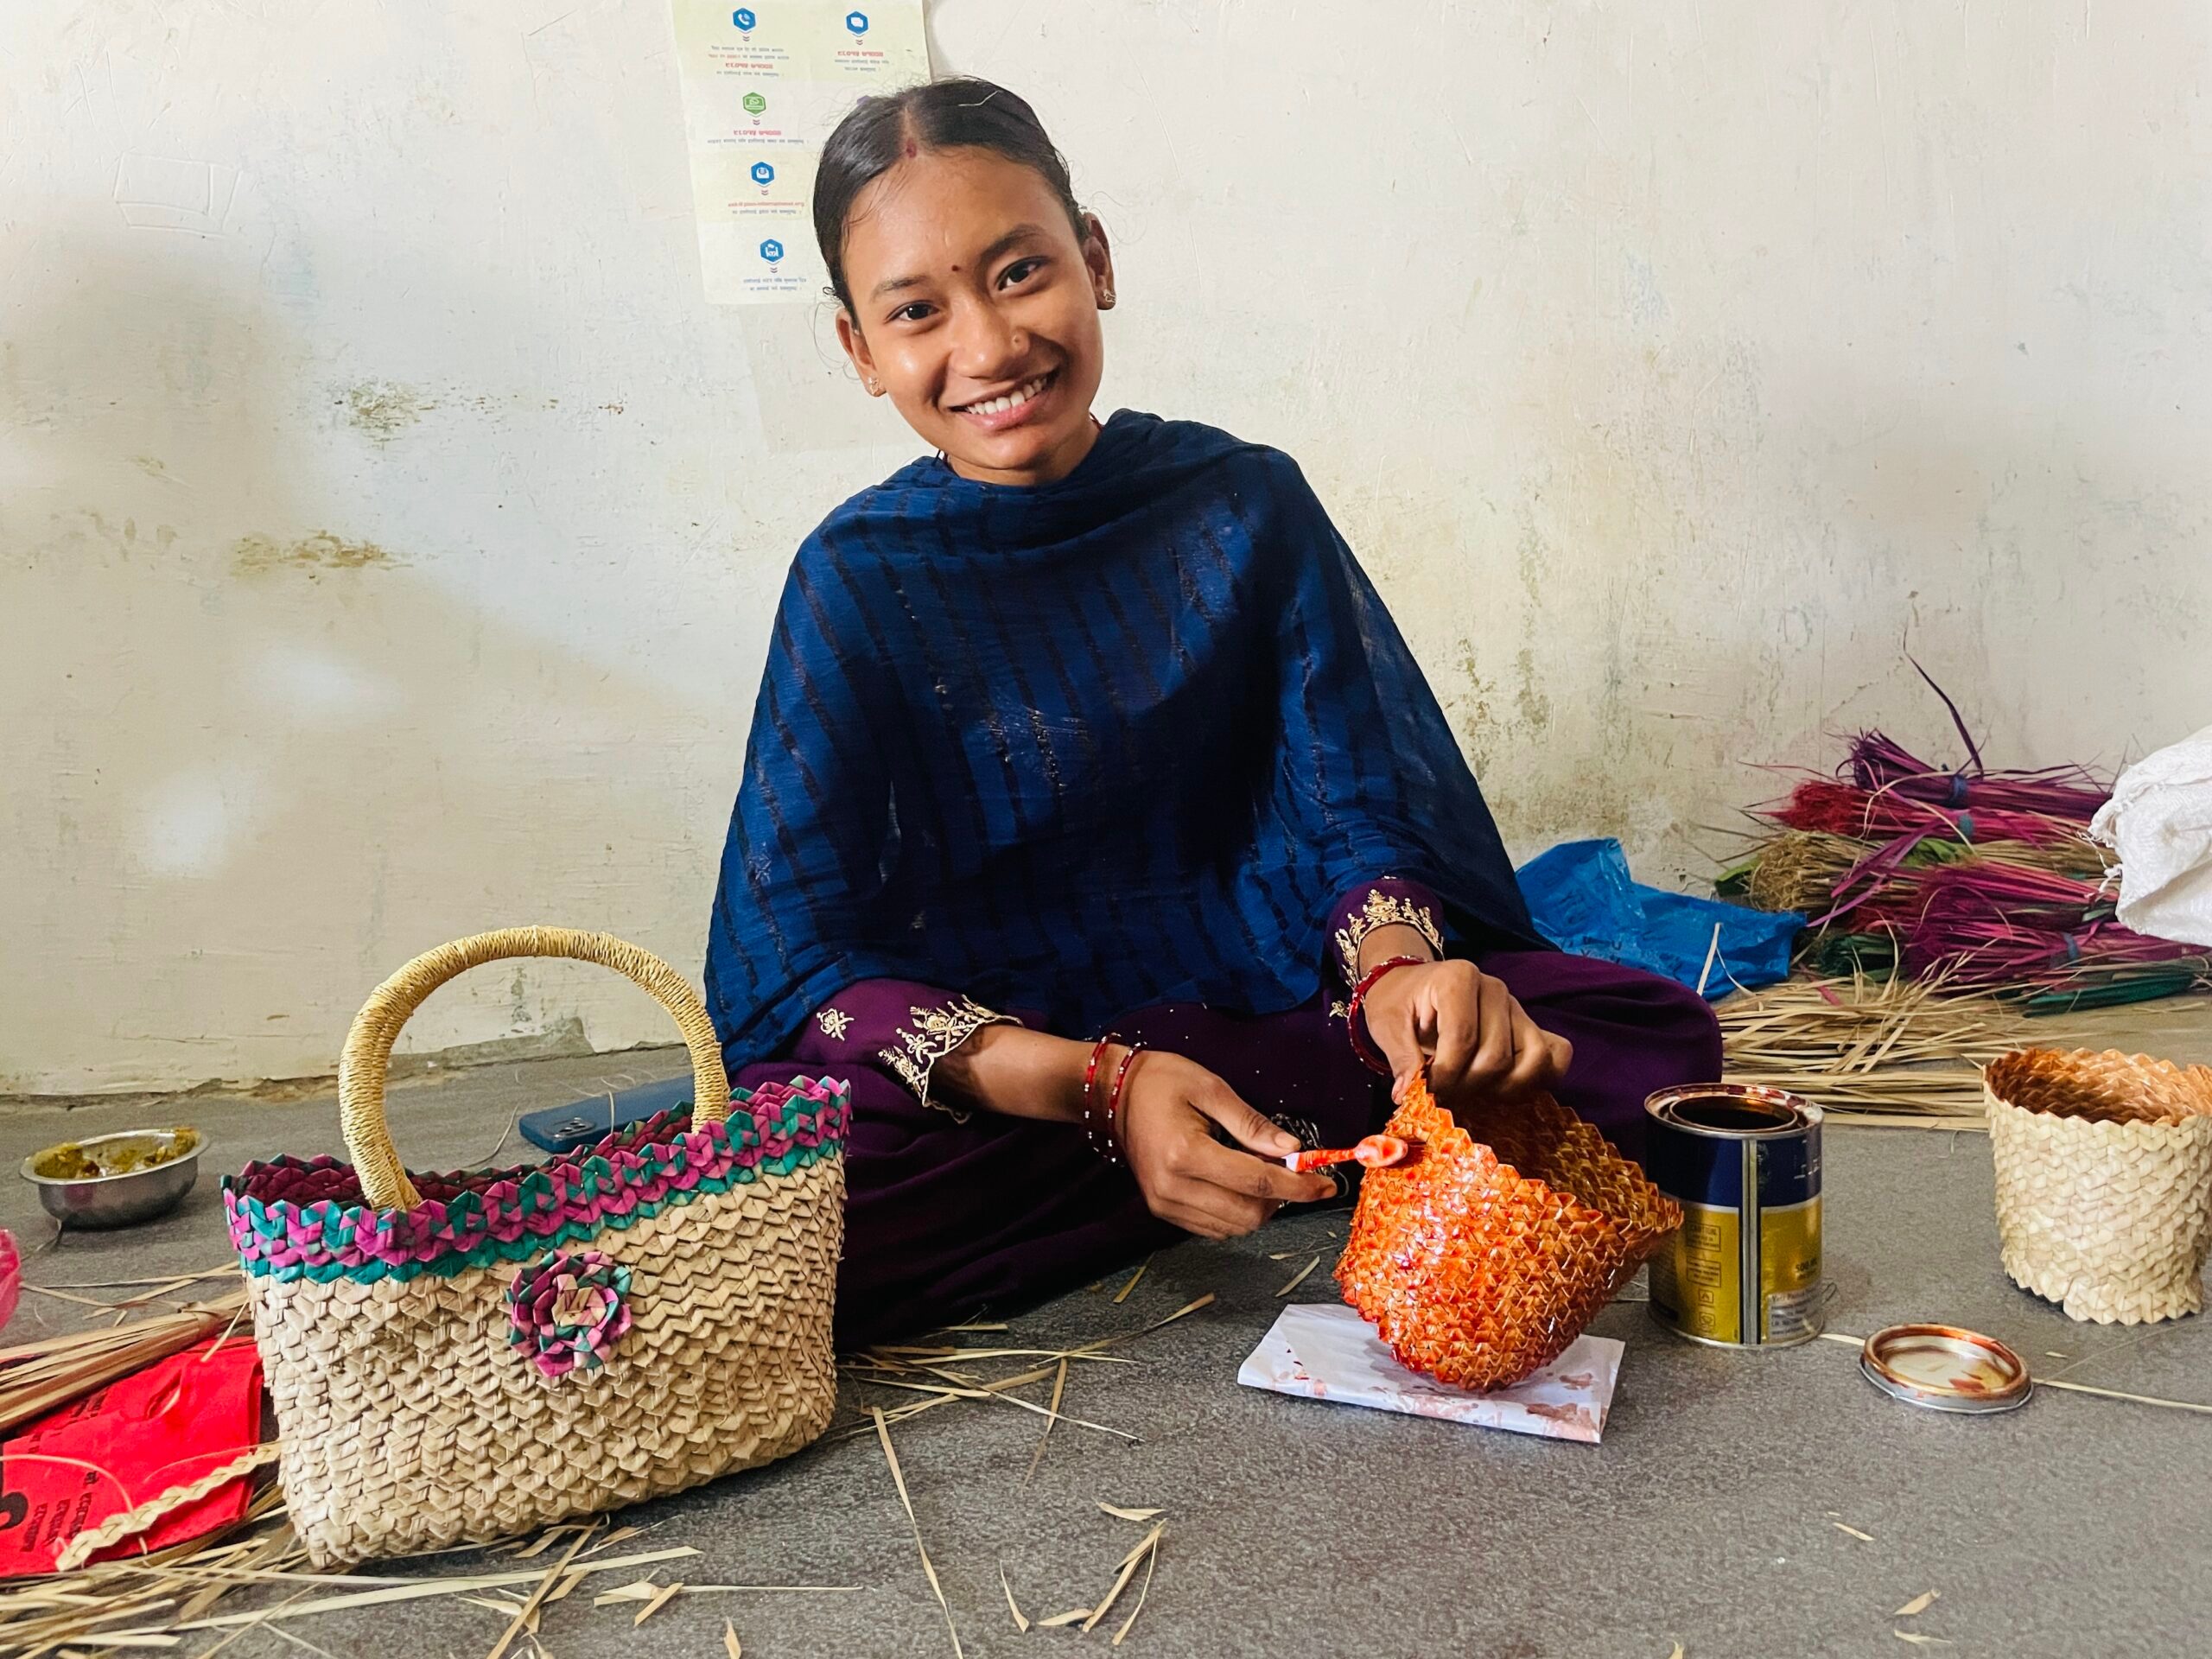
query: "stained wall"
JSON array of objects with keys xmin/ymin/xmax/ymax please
[{"xmin": 5, "ymin": 2, "xmax": 2205, "ymax": 1090}]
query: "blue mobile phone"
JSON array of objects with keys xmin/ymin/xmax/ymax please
[{"xmin": 518, "ymin": 1074, "xmax": 697, "ymax": 1154}]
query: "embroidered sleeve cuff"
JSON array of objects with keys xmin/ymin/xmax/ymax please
[
  {"xmin": 795, "ymin": 980, "xmax": 1020, "ymax": 1118},
  {"xmin": 1330, "ymin": 877, "xmax": 1449, "ymax": 988}
]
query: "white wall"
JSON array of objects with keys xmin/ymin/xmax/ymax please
[{"xmin": 5, "ymin": 1, "xmax": 2208, "ymax": 1094}]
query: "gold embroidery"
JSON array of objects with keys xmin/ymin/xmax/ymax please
[
  {"xmin": 816, "ymin": 1007, "xmax": 854, "ymax": 1041},
  {"xmin": 877, "ymin": 995, "xmax": 1017, "ymax": 1119},
  {"xmin": 1328, "ymin": 1001, "xmax": 1351, "ymax": 1023},
  {"xmin": 1333, "ymin": 885, "xmax": 1445, "ymax": 984}
]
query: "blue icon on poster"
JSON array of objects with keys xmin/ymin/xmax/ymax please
[
  {"xmin": 845, "ymin": 10, "xmax": 868, "ymax": 34},
  {"xmin": 760, "ymin": 238, "xmax": 785, "ymax": 264},
  {"xmin": 732, "ymin": 7, "xmax": 755, "ymax": 29},
  {"xmin": 751, "ymin": 161, "xmax": 775, "ymax": 186}
]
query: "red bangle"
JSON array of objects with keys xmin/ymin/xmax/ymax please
[
  {"xmin": 1104, "ymin": 1042, "xmax": 1147, "ymax": 1153},
  {"xmin": 1346, "ymin": 955, "xmax": 1428, "ymax": 1075},
  {"xmin": 1080, "ymin": 1034, "xmax": 1122, "ymax": 1165}
]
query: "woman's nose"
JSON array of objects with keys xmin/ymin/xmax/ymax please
[{"xmin": 948, "ymin": 298, "xmax": 1027, "ymax": 382}]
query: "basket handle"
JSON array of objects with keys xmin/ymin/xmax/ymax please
[{"xmin": 339, "ymin": 928, "xmax": 731, "ymax": 1211}]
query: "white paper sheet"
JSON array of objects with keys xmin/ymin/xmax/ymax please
[
  {"xmin": 668, "ymin": 1, "xmax": 931, "ymax": 304},
  {"xmin": 1237, "ymin": 1302, "xmax": 1624, "ymax": 1444}
]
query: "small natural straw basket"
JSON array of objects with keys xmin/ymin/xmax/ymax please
[
  {"xmin": 225, "ymin": 929, "xmax": 848, "ymax": 1567},
  {"xmin": 1985, "ymin": 1047, "xmax": 2212, "ymax": 1325},
  {"xmin": 1337, "ymin": 1074, "xmax": 1680, "ymax": 1390}
]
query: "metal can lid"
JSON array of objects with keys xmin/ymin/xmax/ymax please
[
  {"xmin": 1860, "ymin": 1324, "xmax": 2032, "ymax": 1414},
  {"xmin": 1644, "ymin": 1082, "xmax": 1822, "ymax": 1137}
]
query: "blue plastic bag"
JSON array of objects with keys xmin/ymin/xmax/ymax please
[{"xmin": 1515, "ymin": 838, "xmax": 1801, "ymax": 1000}]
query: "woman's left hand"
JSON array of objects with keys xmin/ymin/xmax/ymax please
[{"xmin": 1357, "ymin": 959, "xmax": 1573, "ymax": 1110}]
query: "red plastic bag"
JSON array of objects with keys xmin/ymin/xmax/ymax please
[{"xmin": 0, "ymin": 1337, "xmax": 264, "ymax": 1574}]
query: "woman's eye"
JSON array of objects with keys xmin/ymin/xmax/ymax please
[
  {"xmin": 890, "ymin": 301, "xmax": 937, "ymax": 324},
  {"xmin": 998, "ymin": 257, "xmax": 1047, "ymax": 288}
]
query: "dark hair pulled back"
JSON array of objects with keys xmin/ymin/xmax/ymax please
[{"xmin": 812, "ymin": 77, "xmax": 1085, "ymax": 315}]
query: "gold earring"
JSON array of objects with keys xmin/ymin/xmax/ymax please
[{"xmin": 1099, "ymin": 288, "xmax": 1116, "ymax": 307}]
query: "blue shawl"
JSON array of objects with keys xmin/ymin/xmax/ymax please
[{"xmin": 705, "ymin": 411, "xmax": 1540, "ymax": 1065}]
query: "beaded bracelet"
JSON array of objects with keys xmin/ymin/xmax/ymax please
[
  {"xmin": 1103, "ymin": 1042, "xmax": 1147, "ymax": 1155},
  {"xmin": 1346, "ymin": 954, "xmax": 1429, "ymax": 1076},
  {"xmin": 1080, "ymin": 1033, "xmax": 1122, "ymax": 1164}
]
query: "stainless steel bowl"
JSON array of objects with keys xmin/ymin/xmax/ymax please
[{"xmin": 20, "ymin": 1129, "xmax": 204, "ymax": 1229}]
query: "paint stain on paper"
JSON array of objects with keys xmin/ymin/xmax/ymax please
[{"xmin": 1524, "ymin": 1402, "xmax": 1597, "ymax": 1431}]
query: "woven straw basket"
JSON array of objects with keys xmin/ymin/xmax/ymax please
[
  {"xmin": 1337, "ymin": 1073, "xmax": 1680, "ymax": 1390},
  {"xmin": 1986, "ymin": 1047, "xmax": 2212, "ymax": 1325},
  {"xmin": 226, "ymin": 929, "xmax": 848, "ymax": 1567}
]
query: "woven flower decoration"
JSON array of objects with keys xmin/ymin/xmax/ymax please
[{"xmin": 506, "ymin": 1249, "xmax": 633, "ymax": 1380}]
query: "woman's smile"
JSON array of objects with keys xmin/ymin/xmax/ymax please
[{"xmin": 950, "ymin": 368, "xmax": 1058, "ymax": 432}]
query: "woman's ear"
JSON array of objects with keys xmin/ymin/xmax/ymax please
[
  {"xmin": 836, "ymin": 309, "xmax": 887, "ymax": 396},
  {"xmin": 1082, "ymin": 213, "xmax": 1116, "ymax": 310}
]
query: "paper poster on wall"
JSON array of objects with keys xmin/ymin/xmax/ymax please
[{"xmin": 670, "ymin": 1, "xmax": 931, "ymax": 305}]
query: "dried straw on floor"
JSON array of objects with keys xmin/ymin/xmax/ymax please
[
  {"xmin": 0, "ymin": 1493, "xmax": 848, "ymax": 1656},
  {"xmin": 0, "ymin": 1515, "xmax": 717, "ymax": 1657},
  {"xmin": 1021, "ymin": 1359, "xmax": 1069, "ymax": 1485},
  {"xmin": 1274, "ymin": 1255, "xmax": 1321, "ymax": 1298},
  {"xmin": 1719, "ymin": 972, "xmax": 2024, "ymax": 1118},
  {"xmin": 836, "ymin": 1294, "xmax": 1217, "ymax": 1444},
  {"xmin": 1079, "ymin": 1522, "xmax": 1161, "ymax": 1634},
  {"xmin": 840, "ymin": 1303, "xmax": 1213, "ymax": 1651},
  {"xmin": 872, "ymin": 1408, "xmax": 963, "ymax": 1659},
  {"xmin": 0, "ymin": 1287, "xmax": 250, "ymax": 1435}
]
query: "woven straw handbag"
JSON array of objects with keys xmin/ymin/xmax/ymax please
[
  {"xmin": 1986, "ymin": 1047, "xmax": 2212, "ymax": 1325},
  {"xmin": 1337, "ymin": 1073, "xmax": 1680, "ymax": 1390},
  {"xmin": 225, "ymin": 929, "xmax": 848, "ymax": 1567}
]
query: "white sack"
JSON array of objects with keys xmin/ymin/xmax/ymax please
[{"xmin": 2090, "ymin": 724, "xmax": 2212, "ymax": 948}]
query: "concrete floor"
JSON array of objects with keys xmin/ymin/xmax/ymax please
[{"xmin": 4, "ymin": 1031, "xmax": 2210, "ymax": 1659}]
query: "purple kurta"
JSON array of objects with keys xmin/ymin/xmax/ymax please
[{"xmin": 732, "ymin": 878, "xmax": 1720, "ymax": 1348}]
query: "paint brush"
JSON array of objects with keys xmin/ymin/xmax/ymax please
[{"xmin": 1282, "ymin": 1134, "xmax": 1421, "ymax": 1173}]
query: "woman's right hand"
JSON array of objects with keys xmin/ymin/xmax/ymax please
[{"xmin": 1112, "ymin": 1050, "xmax": 1336, "ymax": 1238}]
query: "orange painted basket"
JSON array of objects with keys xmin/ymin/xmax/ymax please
[{"xmin": 1336, "ymin": 1074, "xmax": 1681, "ymax": 1390}]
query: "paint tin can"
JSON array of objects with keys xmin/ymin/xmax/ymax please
[{"xmin": 1644, "ymin": 1084, "xmax": 1824, "ymax": 1348}]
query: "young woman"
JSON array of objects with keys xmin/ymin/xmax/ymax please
[{"xmin": 706, "ymin": 79, "xmax": 1720, "ymax": 1347}]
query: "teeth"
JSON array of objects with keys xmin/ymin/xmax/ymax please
[{"xmin": 964, "ymin": 374, "xmax": 1048, "ymax": 416}]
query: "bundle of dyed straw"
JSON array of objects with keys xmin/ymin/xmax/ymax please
[{"xmin": 1722, "ymin": 712, "xmax": 2211, "ymax": 1013}]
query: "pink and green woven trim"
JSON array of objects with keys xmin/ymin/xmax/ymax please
[{"xmin": 224, "ymin": 1076, "xmax": 848, "ymax": 1286}]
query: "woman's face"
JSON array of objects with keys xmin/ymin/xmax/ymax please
[{"xmin": 836, "ymin": 147, "xmax": 1115, "ymax": 487}]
